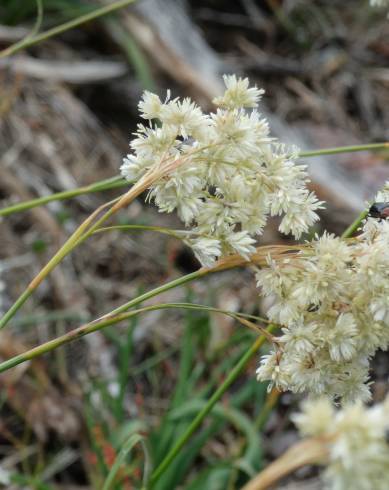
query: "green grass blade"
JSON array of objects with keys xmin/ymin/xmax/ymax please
[
  {"xmin": 185, "ymin": 466, "xmax": 231, "ymax": 490},
  {"xmin": 104, "ymin": 18, "xmax": 156, "ymax": 91},
  {"xmin": 1, "ymin": 0, "xmax": 139, "ymax": 57},
  {"xmin": 0, "ymin": 177, "xmax": 127, "ymax": 217},
  {"xmin": 102, "ymin": 434, "xmax": 145, "ymax": 490},
  {"xmin": 152, "ymin": 310, "xmax": 198, "ymax": 465},
  {"xmin": 154, "ymin": 419, "xmax": 223, "ymax": 490},
  {"xmin": 148, "ymin": 327, "xmax": 275, "ymax": 487},
  {"xmin": 2, "ymin": 0, "xmax": 43, "ymax": 53},
  {"xmin": 170, "ymin": 400, "xmax": 262, "ymax": 475}
]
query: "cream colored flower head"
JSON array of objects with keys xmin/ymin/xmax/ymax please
[
  {"xmin": 256, "ymin": 181, "xmax": 389, "ymax": 402},
  {"xmin": 121, "ymin": 75, "xmax": 323, "ymax": 267}
]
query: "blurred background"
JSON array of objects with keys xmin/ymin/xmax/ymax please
[{"xmin": 0, "ymin": 1, "xmax": 389, "ymax": 488}]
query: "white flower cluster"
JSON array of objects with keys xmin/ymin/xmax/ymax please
[
  {"xmin": 293, "ymin": 396, "xmax": 389, "ymax": 490},
  {"xmin": 121, "ymin": 75, "xmax": 322, "ymax": 267},
  {"xmin": 256, "ymin": 183, "xmax": 389, "ymax": 402}
]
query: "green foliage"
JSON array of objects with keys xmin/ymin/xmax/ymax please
[
  {"xmin": 0, "ymin": 0, "xmax": 93, "ymax": 26},
  {"xmin": 10, "ymin": 473, "xmax": 55, "ymax": 490},
  {"xmin": 81, "ymin": 307, "xmax": 269, "ymax": 489},
  {"xmin": 32, "ymin": 238, "xmax": 48, "ymax": 254},
  {"xmin": 104, "ymin": 18, "xmax": 156, "ymax": 92}
]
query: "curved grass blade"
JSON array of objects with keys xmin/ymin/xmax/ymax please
[
  {"xmin": 102, "ymin": 433, "xmax": 149, "ymax": 490},
  {"xmin": 0, "ymin": 0, "xmax": 138, "ymax": 58}
]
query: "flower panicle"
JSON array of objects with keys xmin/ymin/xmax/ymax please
[
  {"xmin": 256, "ymin": 198, "xmax": 389, "ymax": 402},
  {"xmin": 121, "ymin": 74, "xmax": 323, "ymax": 268}
]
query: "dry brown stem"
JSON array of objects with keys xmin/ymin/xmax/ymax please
[{"xmin": 242, "ymin": 437, "xmax": 329, "ymax": 490}]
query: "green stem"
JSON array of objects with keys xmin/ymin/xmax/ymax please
[
  {"xmin": 0, "ymin": 290, "xmax": 35, "ymax": 333},
  {"xmin": 0, "ymin": 196, "xmax": 121, "ymax": 330},
  {"xmin": 299, "ymin": 142, "xmax": 389, "ymax": 158},
  {"xmin": 93, "ymin": 224, "xmax": 188, "ymax": 240},
  {"xmin": 0, "ymin": 0, "xmax": 138, "ymax": 58},
  {"xmin": 153, "ymin": 302, "xmax": 269, "ymax": 324},
  {"xmin": 100, "ymin": 271, "xmax": 208, "ymax": 318},
  {"xmin": 341, "ymin": 208, "xmax": 369, "ymax": 238},
  {"xmin": 0, "ymin": 176, "xmax": 127, "ymax": 217},
  {"xmin": 255, "ymin": 388, "xmax": 280, "ymax": 431},
  {"xmin": 148, "ymin": 326, "xmax": 276, "ymax": 487},
  {"xmin": 1, "ymin": 0, "xmax": 43, "ymax": 57},
  {"xmin": 0, "ymin": 301, "xmax": 267, "ymax": 373}
]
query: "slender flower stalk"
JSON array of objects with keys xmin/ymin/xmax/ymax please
[
  {"xmin": 0, "ymin": 302, "xmax": 271, "ymax": 373},
  {"xmin": 340, "ymin": 208, "xmax": 370, "ymax": 238},
  {"xmin": 92, "ymin": 224, "xmax": 192, "ymax": 240},
  {"xmin": 298, "ymin": 142, "xmax": 389, "ymax": 158},
  {"xmin": 0, "ymin": 176, "xmax": 127, "ymax": 218}
]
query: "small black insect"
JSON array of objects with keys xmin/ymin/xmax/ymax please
[{"xmin": 368, "ymin": 202, "xmax": 389, "ymax": 220}]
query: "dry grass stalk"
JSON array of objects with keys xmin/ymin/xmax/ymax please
[{"xmin": 242, "ymin": 437, "xmax": 330, "ymax": 490}]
